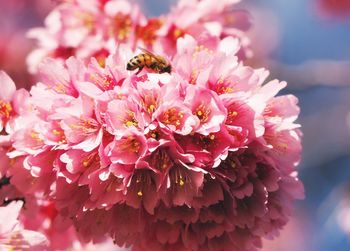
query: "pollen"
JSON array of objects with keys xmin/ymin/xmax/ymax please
[
  {"xmin": 174, "ymin": 170, "xmax": 187, "ymax": 187},
  {"xmin": 161, "ymin": 108, "xmax": 183, "ymax": 128},
  {"xmin": 218, "ymin": 86, "xmax": 234, "ymax": 94},
  {"xmin": 173, "ymin": 28, "xmax": 184, "ymax": 39},
  {"xmin": 131, "ymin": 141, "xmax": 141, "ymax": 153},
  {"xmin": 119, "ymin": 136, "xmax": 141, "ymax": 153},
  {"xmin": 195, "ymin": 104, "xmax": 211, "ymax": 123},
  {"xmin": 154, "ymin": 150, "xmax": 172, "ymax": 170},
  {"xmin": 125, "ymin": 121, "xmax": 135, "ymax": 127},
  {"xmin": 52, "ymin": 129, "xmax": 62, "ymax": 136},
  {"xmin": 179, "ymin": 178, "xmax": 185, "ymax": 186},
  {"xmin": 229, "ymin": 111, "xmax": 238, "ymax": 117},
  {"xmin": 227, "ymin": 109, "xmax": 239, "ymax": 124},
  {"xmin": 90, "ymin": 73, "xmax": 115, "ymax": 90},
  {"xmin": 30, "ymin": 131, "xmax": 40, "ymax": 140},
  {"xmin": 54, "ymin": 83, "xmax": 67, "ymax": 94},
  {"xmin": 189, "ymin": 69, "xmax": 199, "ymax": 85},
  {"xmin": 0, "ymin": 100, "xmax": 12, "ymax": 123},
  {"xmin": 124, "ymin": 111, "xmax": 138, "ymax": 127},
  {"xmin": 82, "ymin": 154, "xmax": 97, "ymax": 168},
  {"xmin": 148, "ymin": 104, "xmax": 156, "ymax": 113},
  {"xmin": 137, "ymin": 190, "xmax": 143, "ymax": 197},
  {"xmin": 147, "ymin": 129, "xmax": 160, "ymax": 140},
  {"xmin": 69, "ymin": 118, "xmax": 98, "ymax": 135}
]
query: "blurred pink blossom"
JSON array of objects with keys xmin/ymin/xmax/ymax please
[
  {"xmin": 0, "ymin": 0, "xmax": 55, "ymax": 88},
  {"xmin": 316, "ymin": 0, "xmax": 350, "ymax": 18},
  {"xmin": 28, "ymin": 0, "xmax": 252, "ymax": 73},
  {"xmin": 262, "ymin": 215, "xmax": 309, "ymax": 251},
  {"xmin": 0, "ymin": 201, "xmax": 48, "ymax": 251}
]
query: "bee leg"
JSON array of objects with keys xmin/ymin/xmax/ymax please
[{"xmin": 135, "ymin": 66, "xmax": 144, "ymax": 75}]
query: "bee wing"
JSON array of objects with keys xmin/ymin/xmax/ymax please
[
  {"xmin": 138, "ymin": 47, "xmax": 166, "ymax": 62},
  {"xmin": 138, "ymin": 47, "xmax": 166, "ymax": 63},
  {"xmin": 138, "ymin": 47, "xmax": 157, "ymax": 57}
]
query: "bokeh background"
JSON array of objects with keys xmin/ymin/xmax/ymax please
[{"xmin": 1, "ymin": 0, "xmax": 350, "ymax": 250}]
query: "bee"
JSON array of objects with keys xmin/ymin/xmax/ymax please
[{"xmin": 126, "ymin": 48, "xmax": 172, "ymax": 75}]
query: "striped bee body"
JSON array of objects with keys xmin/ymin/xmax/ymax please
[{"xmin": 126, "ymin": 49, "xmax": 172, "ymax": 75}]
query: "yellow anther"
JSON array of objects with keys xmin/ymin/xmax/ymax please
[
  {"xmin": 52, "ymin": 129, "xmax": 62, "ymax": 136},
  {"xmin": 125, "ymin": 121, "xmax": 135, "ymax": 127},
  {"xmin": 148, "ymin": 104, "xmax": 156, "ymax": 113}
]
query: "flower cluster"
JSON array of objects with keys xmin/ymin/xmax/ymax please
[
  {"xmin": 27, "ymin": 0, "xmax": 251, "ymax": 73},
  {"xmin": 2, "ymin": 33, "xmax": 304, "ymax": 250},
  {"xmin": 0, "ymin": 0, "xmax": 305, "ymax": 250}
]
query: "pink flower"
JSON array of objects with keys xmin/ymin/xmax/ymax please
[
  {"xmin": 0, "ymin": 201, "xmax": 48, "ymax": 250},
  {"xmin": 185, "ymin": 86, "xmax": 226, "ymax": 135},
  {"xmin": 0, "ymin": 71, "xmax": 19, "ymax": 133},
  {"xmin": 106, "ymin": 129, "xmax": 148, "ymax": 165}
]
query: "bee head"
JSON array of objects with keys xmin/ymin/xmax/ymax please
[
  {"xmin": 126, "ymin": 63, "xmax": 133, "ymax": 70},
  {"xmin": 163, "ymin": 65, "xmax": 172, "ymax": 74}
]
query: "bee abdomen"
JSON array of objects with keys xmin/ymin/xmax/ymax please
[{"xmin": 127, "ymin": 55, "xmax": 143, "ymax": 70}]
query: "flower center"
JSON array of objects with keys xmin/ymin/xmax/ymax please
[
  {"xmin": 69, "ymin": 118, "xmax": 99, "ymax": 135},
  {"xmin": 92, "ymin": 49, "xmax": 110, "ymax": 68},
  {"xmin": 149, "ymin": 149, "xmax": 174, "ymax": 171},
  {"xmin": 124, "ymin": 111, "xmax": 138, "ymax": 127},
  {"xmin": 226, "ymin": 108, "xmax": 238, "ymax": 124},
  {"xmin": 136, "ymin": 18, "xmax": 164, "ymax": 46},
  {"xmin": 75, "ymin": 11, "xmax": 95, "ymax": 31},
  {"xmin": 147, "ymin": 129, "xmax": 161, "ymax": 140},
  {"xmin": 171, "ymin": 26, "xmax": 185, "ymax": 41},
  {"xmin": 189, "ymin": 69, "xmax": 199, "ymax": 85},
  {"xmin": 82, "ymin": 153, "xmax": 99, "ymax": 168},
  {"xmin": 52, "ymin": 129, "xmax": 67, "ymax": 144},
  {"xmin": 0, "ymin": 100, "xmax": 12, "ymax": 126},
  {"xmin": 214, "ymin": 77, "xmax": 236, "ymax": 95},
  {"xmin": 111, "ymin": 14, "xmax": 132, "ymax": 41},
  {"xmin": 195, "ymin": 104, "xmax": 211, "ymax": 123},
  {"xmin": 140, "ymin": 93, "xmax": 158, "ymax": 115},
  {"xmin": 171, "ymin": 167, "xmax": 189, "ymax": 188},
  {"xmin": 90, "ymin": 73, "xmax": 115, "ymax": 90},
  {"xmin": 119, "ymin": 136, "xmax": 141, "ymax": 153},
  {"xmin": 156, "ymin": 150, "xmax": 172, "ymax": 170},
  {"xmin": 161, "ymin": 108, "xmax": 183, "ymax": 128}
]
